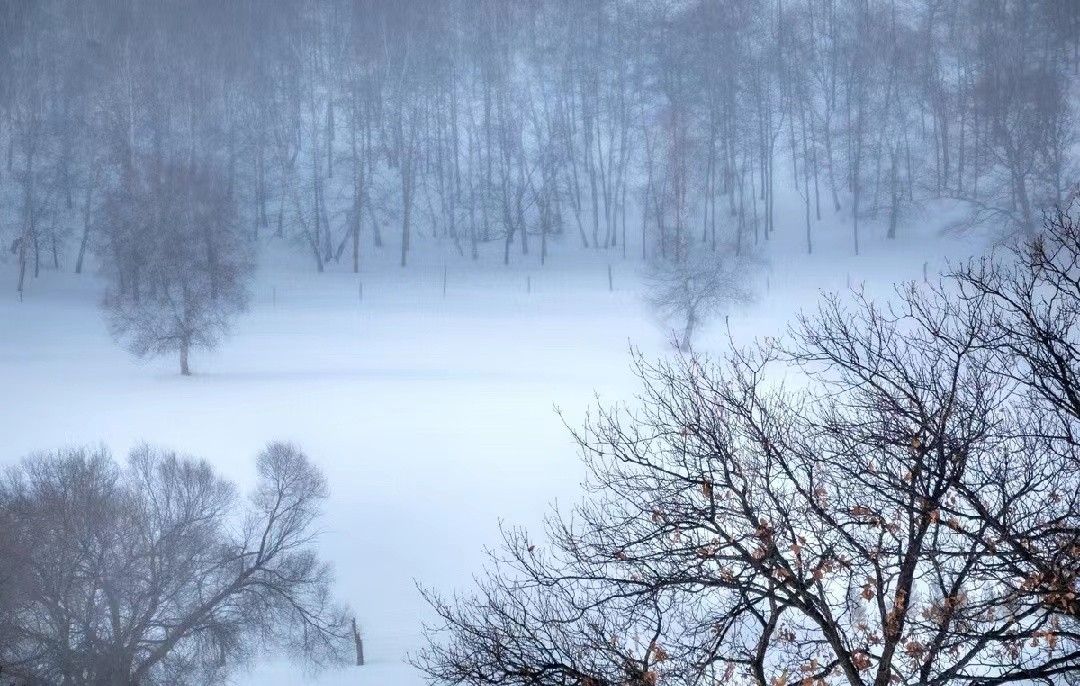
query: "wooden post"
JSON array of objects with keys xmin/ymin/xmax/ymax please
[
  {"xmin": 352, "ymin": 618, "xmax": 364, "ymax": 666},
  {"xmin": 607, "ymin": 264, "xmax": 613, "ymax": 292},
  {"xmin": 923, "ymin": 261, "xmax": 928, "ymax": 282}
]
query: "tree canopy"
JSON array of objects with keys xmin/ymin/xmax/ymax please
[
  {"xmin": 0, "ymin": 442, "xmax": 350, "ymax": 685},
  {"xmin": 414, "ymin": 204, "xmax": 1080, "ymax": 686}
]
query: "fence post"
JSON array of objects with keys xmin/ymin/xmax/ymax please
[{"xmin": 352, "ymin": 618, "xmax": 364, "ymax": 666}]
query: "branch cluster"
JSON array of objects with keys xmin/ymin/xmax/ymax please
[
  {"xmin": 415, "ymin": 203, "xmax": 1080, "ymax": 686},
  {"xmin": 0, "ymin": 442, "xmax": 350, "ymax": 685}
]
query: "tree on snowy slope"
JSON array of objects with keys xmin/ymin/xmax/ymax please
[
  {"xmin": 101, "ymin": 159, "xmax": 253, "ymax": 375},
  {"xmin": 645, "ymin": 233, "xmax": 760, "ymax": 350},
  {"xmin": 414, "ymin": 203, "xmax": 1080, "ymax": 686},
  {"xmin": 0, "ymin": 442, "xmax": 350, "ymax": 685}
]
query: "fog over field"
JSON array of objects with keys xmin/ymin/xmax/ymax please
[{"xmin": 0, "ymin": 2, "xmax": 1078, "ymax": 686}]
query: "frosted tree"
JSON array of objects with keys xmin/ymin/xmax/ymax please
[
  {"xmin": 0, "ymin": 442, "xmax": 351, "ymax": 685},
  {"xmin": 102, "ymin": 160, "xmax": 253, "ymax": 375},
  {"xmin": 645, "ymin": 235, "xmax": 759, "ymax": 350}
]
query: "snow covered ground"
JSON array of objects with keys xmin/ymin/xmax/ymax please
[{"xmin": 0, "ymin": 206, "xmax": 987, "ymax": 685}]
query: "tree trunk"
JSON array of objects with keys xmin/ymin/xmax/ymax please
[
  {"xmin": 352, "ymin": 618, "xmax": 364, "ymax": 666},
  {"xmin": 887, "ymin": 148, "xmax": 899, "ymax": 239},
  {"xmin": 680, "ymin": 312, "xmax": 696, "ymax": 352},
  {"xmin": 75, "ymin": 169, "xmax": 96, "ymax": 274},
  {"xmin": 180, "ymin": 338, "xmax": 191, "ymax": 376},
  {"xmin": 400, "ymin": 166, "xmax": 412, "ymax": 268},
  {"xmin": 16, "ymin": 235, "xmax": 27, "ymax": 296}
]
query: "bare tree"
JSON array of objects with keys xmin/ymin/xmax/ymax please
[
  {"xmin": 645, "ymin": 235, "xmax": 759, "ymax": 350},
  {"xmin": 415, "ymin": 207, "xmax": 1080, "ymax": 686},
  {"xmin": 0, "ymin": 441, "xmax": 350, "ymax": 686},
  {"xmin": 101, "ymin": 159, "xmax": 253, "ymax": 376}
]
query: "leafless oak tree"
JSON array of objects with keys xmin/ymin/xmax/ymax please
[
  {"xmin": 414, "ymin": 204, "xmax": 1080, "ymax": 686},
  {"xmin": 101, "ymin": 160, "xmax": 253, "ymax": 375},
  {"xmin": 0, "ymin": 442, "xmax": 350, "ymax": 686},
  {"xmin": 645, "ymin": 235, "xmax": 759, "ymax": 350}
]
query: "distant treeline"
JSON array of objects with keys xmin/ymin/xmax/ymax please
[{"xmin": 1, "ymin": 0, "xmax": 1077, "ymax": 294}]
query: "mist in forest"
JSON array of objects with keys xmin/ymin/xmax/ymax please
[
  {"xmin": 1, "ymin": 2, "xmax": 1078, "ymax": 685},
  {"xmin": 1, "ymin": 0, "xmax": 1076, "ymax": 292}
]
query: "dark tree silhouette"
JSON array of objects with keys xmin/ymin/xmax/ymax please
[
  {"xmin": 0, "ymin": 442, "xmax": 350, "ymax": 685},
  {"xmin": 414, "ymin": 205, "xmax": 1080, "ymax": 686},
  {"xmin": 644, "ymin": 234, "xmax": 760, "ymax": 350},
  {"xmin": 101, "ymin": 160, "xmax": 253, "ymax": 375}
]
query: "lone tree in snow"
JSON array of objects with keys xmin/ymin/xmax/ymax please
[
  {"xmin": 645, "ymin": 235, "xmax": 759, "ymax": 350},
  {"xmin": 101, "ymin": 159, "xmax": 253, "ymax": 375},
  {"xmin": 0, "ymin": 441, "xmax": 351, "ymax": 685},
  {"xmin": 414, "ymin": 203, "xmax": 1080, "ymax": 686}
]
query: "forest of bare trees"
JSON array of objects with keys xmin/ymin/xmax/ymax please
[
  {"xmin": 1, "ymin": 3, "xmax": 1079, "ymax": 682},
  {"xmin": 0, "ymin": 0, "xmax": 1076, "ymax": 297}
]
